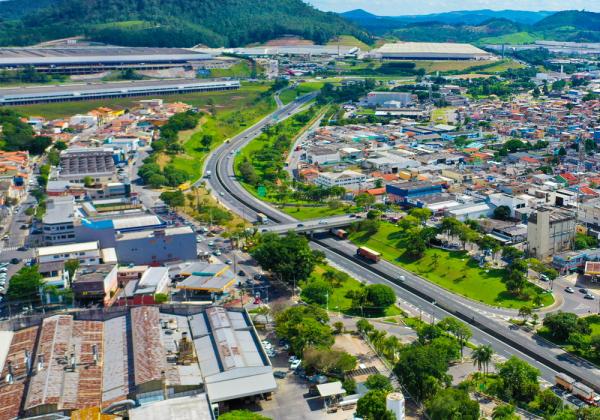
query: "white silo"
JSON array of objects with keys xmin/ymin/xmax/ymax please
[{"xmin": 386, "ymin": 391, "xmax": 405, "ymax": 420}]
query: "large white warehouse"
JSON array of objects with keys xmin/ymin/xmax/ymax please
[{"xmin": 373, "ymin": 42, "xmax": 494, "ymax": 60}]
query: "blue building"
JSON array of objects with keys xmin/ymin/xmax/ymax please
[{"xmin": 386, "ymin": 182, "xmax": 444, "ymax": 205}]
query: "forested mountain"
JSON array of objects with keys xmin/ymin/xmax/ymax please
[
  {"xmin": 0, "ymin": 0, "xmax": 57, "ymax": 19},
  {"xmin": 342, "ymin": 9, "xmax": 600, "ymax": 44},
  {"xmin": 0, "ymin": 0, "xmax": 370, "ymax": 47},
  {"xmin": 340, "ymin": 9, "xmax": 552, "ymax": 34}
]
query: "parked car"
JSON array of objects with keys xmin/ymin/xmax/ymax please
[
  {"xmin": 10, "ymin": 258, "xmax": 20, "ymax": 264},
  {"xmin": 273, "ymin": 371, "xmax": 287, "ymax": 379},
  {"xmin": 290, "ymin": 360, "xmax": 302, "ymax": 370},
  {"xmin": 584, "ymin": 293, "xmax": 595, "ymax": 300},
  {"xmin": 288, "ymin": 355, "xmax": 298, "ymax": 364},
  {"xmin": 579, "ymin": 288, "xmax": 589, "ymax": 294},
  {"xmin": 564, "ymin": 287, "xmax": 575, "ymax": 294}
]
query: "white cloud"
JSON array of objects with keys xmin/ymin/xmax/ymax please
[{"xmin": 308, "ymin": 0, "xmax": 600, "ymax": 15}]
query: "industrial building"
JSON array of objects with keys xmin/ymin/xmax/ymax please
[
  {"xmin": 220, "ymin": 45, "xmax": 359, "ymax": 58},
  {"xmin": 0, "ymin": 79, "xmax": 240, "ymax": 106},
  {"xmin": 114, "ymin": 226, "xmax": 197, "ymax": 265},
  {"xmin": 0, "ymin": 305, "xmax": 276, "ymax": 418},
  {"xmin": 527, "ymin": 207, "xmax": 577, "ymax": 260},
  {"xmin": 0, "ymin": 47, "xmax": 211, "ymax": 74},
  {"xmin": 373, "ymin": 42, "xmax": 494, "ymax": 60}
]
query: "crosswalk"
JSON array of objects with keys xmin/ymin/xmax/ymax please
[{"xmin": 0, "ymin": 246, "xmax": 19, "ymax": 253}]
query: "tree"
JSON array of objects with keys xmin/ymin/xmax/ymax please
[
  {"xmin": 7, "ymin": 266, "xmax": 43, "ymax": 302},
  {"xmin": 154, "ymin": 293, "xmax": 169, "ymax": 303},
  {"xmin": 394, "ymin": 344, "xmax": 450, "ymax": 401},
  {"xmin": 343, "ymin": 377, "xmax": 356, "ymax": 394},
  {"xmin": 64, "ymin": 259, "xmax": 80, "ymax": 286},
  {"xmin": 200, "ymin": 134, "xmax": 214, "ymax": 150},
  {"xmin": 543, "ymin": 312, "xmax": 590, "ymax": 342},
  {"xmin": 347, "ymin": 284, "xmax": 396, "ymax": 316},
  {"xmin": 355, "ymin": 193, "xmax": 375, "ymax": 210},
  {"xmin": 472, "ymin": 344, "xmax": 493, "ymax": 375},
  {"xmin": 333, "ymin": 321, "xmax": 344, "ymax": 334},
  {"xmin": 365, "ymin": 374, "xmax": 392, "ymax": 392},
  {"xmin": 302, "ymin": 347, "xmax": 356, "ymax": 374},
  {"xmin": 493, "ymin": 205, "xmax": 512, "ymax": 221},
  {"xmin": 425, "ymin": 388, "xmax": 480, "ymax": 420},
  {"xmin": 518, "ymin": 306, "xmax": 533, "ymax": 324},
  {"xmin": 301, "ymin": 280, "xmax": 332, "ymax": 306},
  {"xmin": 496, "ymin": 356, "xmax": 540, "ymax": 403},
  {"xmin": 83, "ymin": 176, "xmax": 94, "ymax": 187},
  {"xmin": 502, "ymin": 246, "xmax": 524, "ymax": 262},
  {"xmin": 356, "ymin": 319, "xmax": 374, "ymax": 335},
  {"xmin": 356, "ymin": 391, "xmax": 395, "ymax": 420},
  {"xmin": 409, "ymin": 207, "xmax": 432, "ymax": 222},
  {"xmin": 492, "ymin": 404, "xmax": 518, "ymax": 420},
  {"xmin": 275, "ymin": 305, "xmax": 333, "ymax": 355},
  {"xmin": 251, "ymin": 232, "xmax": 321, "ymax": 286},
  {"xmin": 529, "ymin": 388, "xmax": 563, "ymax": 415},
  {"xmin": 438, "ymin": 317, "xmax": 471, "ymax": 358}
]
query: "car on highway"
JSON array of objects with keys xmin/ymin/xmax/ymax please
[
  {"xmin": 584, "ymin": 293, "xmax": 595, "ymax": 300},
  {"xmin": 564, "ymin": 287, "xmax": 575, "ymax": 294},
  {"xmin": 297, "ymin": 223, "xmax": 304, "ymax": 227},
  {"xmin": 238, "ymin": 270, "xmax": 246, "ymax": 277},
  {"xmin": 318, "ymin": 220, "xmax": 328, "ymax": 225},
  {"xmin": 579, "ymin": 288, "xmax": 589, "ymax": 294},
  {"xmin": 10, "ymin": 258, "xmax": 20, "ymax": 264},
  {"xmin": 17, "ymin": 246, "xmax": 28, "ymax": 252},
  {"xmin": 225, "ymin": 259, "xmax": 232, "ymax": 265},
  {"xmin": 219, "ymin": 192, "xmax": 225, "ymax": 196}
]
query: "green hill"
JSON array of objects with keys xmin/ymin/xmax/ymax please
[
  {"xmin": 0, "ymin": 0, "xmax": 371, "ymax": 47},
  {"xmin": 391, "ymin": 18, "xmax": 523, "ymax": 43}
]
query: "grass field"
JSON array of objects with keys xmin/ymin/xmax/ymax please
[
  {"xmin": 537, "ymin": 315, "xmax": 600, "ymax": 366},
  {"xmin": 348, "ymin": 222, "xmax": 554, "ymax": 309},
  {"xmin": 167, "ymin": 84, "xmax": 275, "ymax": 180},
  {"xmin": 326, "ymin": 35, "xmax": 372, "ymax": 51},
  {"xmin": 479, "ymin": 32, "xmax": 540, "ymax": 45},
  {"xmin": 431, "ymin": 107, "xmax": 456, "ymax": 124},
  {"xmin": 279, "ymin": 81, "xmax": 325, "ymax": 105},
  {"xmin": 13, "ymin": 81, "xmax": 273, "ymax": 119},
  {"xmin": 281, "ymin": 204, "xmax": 355, "ymax": 220},
  {"xmin": 301, "ymin": 264, "xmax": 403, "ymax": 317},
  {"xmin": 208, "ymin": 61, "xmax": 253, "ymax": 78}
]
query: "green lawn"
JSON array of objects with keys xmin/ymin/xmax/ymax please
[
  {"xmin": 326, "ymin": 35, "xmax": 372, "ymax": 51},
  {"xmin": 208, "ymin": 61, "xmax": 253, "ymax": 78},
  {"xmin": 14, "ymin": 81, "xmax": 273, "ymax": 120},
  {"xmin": 537, "ymin": 315, "xmax": 600, "ymax": 366},
  {"xmin": 348, "ymin": 222, "xmax": 554, "ymax": 309},
  {"xmin": 280, "ymin": 205, "xmax": 354, "ymax": 220},
  {"xmin": 302, "ymin": 264, "xmax": 403, "ymax": 317},
  {"xmin": 279, "ymin": 81, "xmax": 324, "ymax": 105}
]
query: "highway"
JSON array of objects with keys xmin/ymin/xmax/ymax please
[{"xmin": 203, "ymin": 94, "xmax": 600, "ymax": 390}]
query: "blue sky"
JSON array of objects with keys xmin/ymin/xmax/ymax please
[{"xmin": 307, "ymin": 0, "xmax": 600, "ymax": 15}]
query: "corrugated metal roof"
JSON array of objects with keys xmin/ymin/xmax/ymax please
[{"xmin": 130, "ymin": 307, "xmax": 165, "ymax": 386}]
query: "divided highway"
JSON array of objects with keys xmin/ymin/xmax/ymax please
[{"xmin": 203, "ymin": 94, "xmax": 600, "ymax": 390}]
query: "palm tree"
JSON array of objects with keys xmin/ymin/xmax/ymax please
[
  {"xmin": 382, "ymin": 335, "xmax": 401, "ymax": 362},
  {"xmin": 368, "ymin": 330, "xmax": 387, "ymax": 352},
  {"xmin": 322, "ymin": 269, "xmax": 336, "ymax": 287},
  {"xmin": 472, "ymin": 344, "xmax": 494, "ymax": 376}
]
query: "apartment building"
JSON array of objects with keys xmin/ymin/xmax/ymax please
[{"xmin": 314, "ymin": 170, "xmax": 369, "ymax": 191}]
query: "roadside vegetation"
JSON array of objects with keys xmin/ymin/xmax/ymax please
[
  {"xmin": 300, "ymin": 263, "xmax": 402, "ymax": 317},
  {"xmin": 348, "ymin": 212, "xmax": 553, "ymax": 309},
  {"xmin": 537, "ymin": 313, "xmax": 600, "ymax": 366}
]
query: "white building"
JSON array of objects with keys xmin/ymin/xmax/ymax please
[
  {"xmin": 488, "ymin": 193, "xmax": 527, "ymax": 218},
  {"xmin": 69, "ymin": 114, "xmax": 98, "ymax": 127},
  {"xmin": 315, "ymin": 170, "xmax": 369, "ymax": 191},
  {"xmin": 365, "ymin": 91, "xmax": 412, "ymax": 108},
  {"xmin": 306, "ymin": 147, "xmax": 341, "ymax": 165},
  {"xmin": 386, "ymin": 392, "xmax": 405, "ymax": 420},
  {"xmin": 36, "ymin": 241, "xmax": 101, "ymax": 265}
]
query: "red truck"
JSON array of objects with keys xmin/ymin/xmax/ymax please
[
  {"xmin": 331, "ymin": 228, "xmax": 348, "ymax": 239},
  {"xmin": 356, "ymin": 246, "xmax": 381, "ymax": 263}
]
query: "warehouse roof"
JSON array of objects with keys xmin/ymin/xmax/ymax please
[
  {"xmin": 377, "ymin": 42, "xmax": 490, "ymax": 56},
  {"xmin": 0, "ymin": 47, "xmax": 210, "ymax": 66},
  {"xmin": 128, "ymin": 394, "xmax": 212, "ymax": 420}
]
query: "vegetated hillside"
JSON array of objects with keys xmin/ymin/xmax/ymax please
[
  {"xmin": 0, "ymin": 0, "xmax": 57, "ymax": 19},
  {"xmin": 340, "ymin": 9, "xmax": 552, "ymax": 34},
  {"xmin": 0, "ymin": 0, "xmax": 371, "ymax": 47},
  {"xmin": 343, "ymin": 9, "xmax": 600, "ymax": 44},
  {"xmin": 391, "ymin": 18, "xmax": 523, "ymax": 43}
]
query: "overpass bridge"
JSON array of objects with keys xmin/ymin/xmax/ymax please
[{"xmin": 257, "ymin": 214, "xmax": 358, "ymax": 234}]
